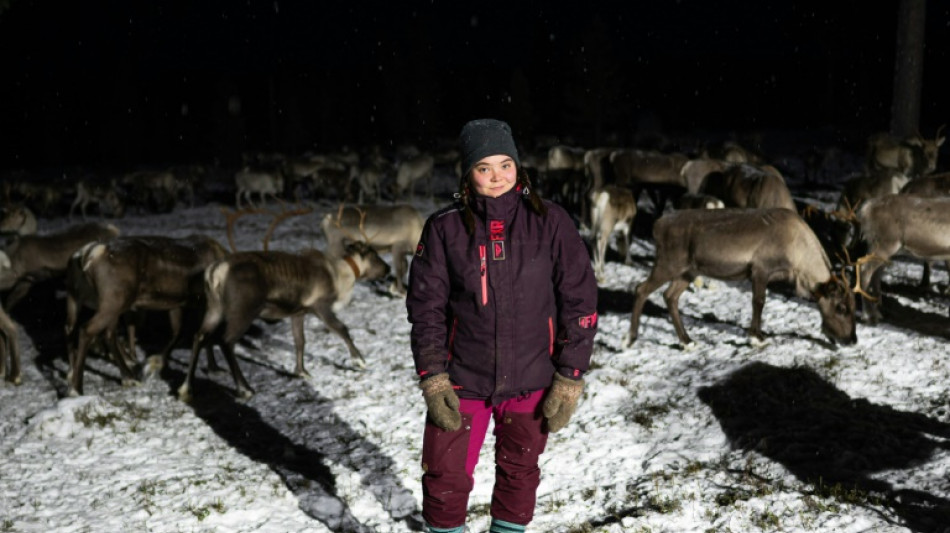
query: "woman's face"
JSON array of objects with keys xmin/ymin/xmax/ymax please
[{"xmin": 470, "ymin": 155, "xmax": 517, "ymax": 197}]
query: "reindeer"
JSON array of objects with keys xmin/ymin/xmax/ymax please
[
  {"xmin": 234, "ymin": 167, "xmax": 284, "ymax": 208},
  {"xmin": 835, "ymin": 169, "xmax": 911, "ymax": 216},
  {"xmin": 0, "ymin": 205, "xmax": 38, "ymax": 236},
  {"xmin": 897, "ymin": 171, "xmax": 950, "ymax": 289},
  {"xmin": 627, "ymin": 208, "xmax": 857, "ymax": 347},
  {"xmin": 69, "ymin": 178, "xmax": 126, "ymax": 220},
  {"xmin": 0, "ymin": 222, "xmax": 121, "ymax": 310},
  {"xmin": 122, "ymin": 170, "xmax": 193, "ymax": 213},
  {"xmin": 697, "ymin": 163, "xmax": 796, "ymax": 211},
  {"xmin": 320, "ymin": 204, "xmax": 424, "ymax": 295},
  {"xmin": 609, "ymin": 149, "xmax": 690, "ymax": 216},
  {"xmin": 680, "ymin": 157, "xmax": 728, "ymax": 194},
  {"xmin": 7, "ymin": 180, "xmax": 64, "ymax": 218},
  {"xmin": 178, "ymin": 240, "xmax": 390, "ymax": 402},
  {"xmin": 0, "ymin": 252, "xmax": 21, "ymax": 385},
  {"xmin": 853, "ymin": 194, "xmax": 950, "ymax": 323},
  {"xmin": 393, "ymin": 153, "xmax": 435, "ymax": 201},
  {"xmin": 867, "ymin": 126, "xmax": 945, "ymax": 177},
  {"xmin": 65, "ymin": 234, "xmax": 229, "ymax": 396},
  {"xmin": 544, "ymin": 145, "xmax": 588, "ymax": 217},
  {"xmin": 589, "ymin": 186, "xmax": 637, "ymax": 281}
]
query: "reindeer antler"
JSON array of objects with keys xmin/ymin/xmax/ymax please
[
  {"xmin": 333, "ymin": 204, "xmax": 380, "ymax": 244},
  {"xmin": 220, "ymin": 206, "xmax": 270, "ymax": 252},
  {"xmin": 262, "ymin": 204, "xmax": 314, "ymax": 251},
  {"xmin": 936, "ymin": 123, "xmax": 947, "ymax": 141},
  {"xmin": 850, "ymin": 254, "xmax": 890, "ymax": 302}
]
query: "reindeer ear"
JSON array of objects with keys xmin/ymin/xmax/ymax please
[{"xmin": 0, "ymin": 250, "xmax": 10, "ymax": 269}]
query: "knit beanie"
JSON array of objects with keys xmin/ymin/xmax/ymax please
[{"xmin": 458, "ymin": 118, "xmax": 521, "ymax": 176}]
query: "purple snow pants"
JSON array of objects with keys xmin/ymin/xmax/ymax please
[{"xmin": 421, "ymin": 390, "xmax": 548, "ymax": 529}]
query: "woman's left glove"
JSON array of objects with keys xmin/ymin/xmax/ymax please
[
  {"xmin": 542, "ymin": 373, "xmax": 585, "ymax": 432},
  {"xmin": 420, "ymin": 373, "xmax": 462, "ymax": 431}
]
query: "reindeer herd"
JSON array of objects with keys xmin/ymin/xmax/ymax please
[{"xmin": 0, "ymin": 125, "xmax": 946, "ymax": 403}]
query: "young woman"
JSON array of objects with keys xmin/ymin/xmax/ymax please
[{"xmin": 406, "ymin": 118, "xmax": 598, "ymax": 533}]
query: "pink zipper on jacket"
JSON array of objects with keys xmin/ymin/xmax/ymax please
[{"xmin": 479, "ymin": 244, "xmax": 488, "ymax": 306}]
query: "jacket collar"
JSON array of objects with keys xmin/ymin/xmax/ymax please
[{"xmin": 470, "ymin": 186, "xmax": 522, "ymax": 222}]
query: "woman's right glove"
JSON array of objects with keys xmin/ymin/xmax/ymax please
[{"xmin": 420, "ymin": 373, "xmax": 462, "ymax": 431}]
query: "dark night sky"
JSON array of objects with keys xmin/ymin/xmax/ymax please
[{"xmin": 1, "ymin": 1, "xmax": 948, "ymax": 171}]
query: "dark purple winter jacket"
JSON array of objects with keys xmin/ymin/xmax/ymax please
[{"xmin": 406, "ymin": 187, "xmax": 598, "ymax": 404}]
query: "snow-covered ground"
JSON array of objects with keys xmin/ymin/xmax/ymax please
[{"xmin": 2, "ymin": 189, "xmax": 950, "ymax": 533}]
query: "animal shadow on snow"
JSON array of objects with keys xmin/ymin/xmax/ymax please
[
  {"xmin": 866, "ymin": 282, "xmax": 950, "ymax": 341},
  {"xmin": 160, "ymin": 354, "xmax": 423, "ymax": 532},
  {"xmin": 699, "ymin": 362, "xmax": 950, "ymax": 533}
]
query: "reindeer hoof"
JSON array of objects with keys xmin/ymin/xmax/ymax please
[
  {"xmin": 121, "ymin": 377, "xmax": 142, "ymax": 388},
  {"xmin": 11, "ymin": 375, "xmax": 22, "ymax": 386},
  {"xmin": 67, "ymin": 387, "xmax": 81, "ymax": 398},
  {"xmin": 236, "ymin": 387, "xmax": 255, "ymax": 401},
  {"xmin": 749, "ymin": 336, "xmax": 769, "ymax": 348},
  {"xmin": 621, "ymin": 332, "xmax": 636, "ymax": 348},
  {"xmin": 143, "ymin": 355, "xmax": 164, "ymax": 378},
  {"xmin": 177, "ymin": 385, "xmax": 192, "ymax": 403},
  {"xmin": 680, "ymin": 340, "xmax": 698, "ymax": 351}
]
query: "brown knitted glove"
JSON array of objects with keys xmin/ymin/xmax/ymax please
[
  {"xmin": 420, "ymin": 373, "xmax": 462, "ymax": 431},
  {"xmin": 542, "ymin": 373, "xmax": 585, "ymax": 432}
]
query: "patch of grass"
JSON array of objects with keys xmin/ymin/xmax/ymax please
[
  {"xmin": 1, "ymin": 519, "xmax": 14, "ymax": 532},
  {"xmin": 811, "ymin": 478, "xmax": 881, "ymax": 507},
  {"xmin": 74, "ymin": 406, "xmax": 122, "ymax": 428},
  {"xmin": 627, "ymin": 403, "xmax": 672, "ymax": 429},
  {"xmin": 186, "ymin": 503, "xmax": 212, "ymax": 521},
  {"xmin": 752, "ymin": 509, "xmax": 780, "ymax": 529}
]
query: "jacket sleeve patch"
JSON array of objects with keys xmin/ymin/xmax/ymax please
[
  {"xmin": 415, "ymin": 242, "xmax": 424, "ymax": 257},
  {"xmin": 578, "ymin": 312, "xmax": 598, "ymax": 329}
]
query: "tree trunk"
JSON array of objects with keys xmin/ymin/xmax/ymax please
[{"xmin": 890, "ymin": 0, "xmax": 927, "ymax": 138}]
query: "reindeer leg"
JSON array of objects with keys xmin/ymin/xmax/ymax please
[
  {"xmin": 104, "ymin": 324, "xmax": 140, "ymax": 388},
  {"xmin": 4, "ymin": 279, "xmax": 32, "ymax": 311},
  {"xmin": 179, "ymin": 329, "xmax": 207, "ymax": 403},
  {"xmin": 627, "ymin": 275, "xmax": 668, "ymax": 346},
  {"xmin": 152, "ymin": 308, "xmax": 182, "ymax": 373},
  {"xmin": 663, "ymin": 279, "xmax": 692, "ymax": 346},
  {"xmin": 921, "ymin": 261, "xmax": 933, "ymax": 290},
  {"xmin": 0, "ymin": 309, "xmax": 18, "ymax": 385},
  {"xmin": 391, "ymin": 247, "xmax": 410, "ymax": 295},
  {"xmin": 313, "ymin": 301, "xmax": 365, "ymax": 369},
  {"xmin": 220, "ymin": 341, "xmax": 253, "ymax": 399},
  {"xmin": 290, "ymin": 314, "xmax": 310, "ymax": 377},
  {"xmin": 749, "ymin": 273, "xmax": 769, "ymax": 343}
]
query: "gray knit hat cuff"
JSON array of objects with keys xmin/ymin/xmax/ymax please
[{"xmin": 458, "ymin": 118, "xmax": 520, "ymax": 176}]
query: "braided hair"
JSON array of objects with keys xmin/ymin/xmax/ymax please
[{"xmin": 455, "ymin": 167, "xmax": 547, "ymax": 236}]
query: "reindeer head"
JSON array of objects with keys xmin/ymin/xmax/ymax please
[
  {"xmin": 813, "ymin": 274, "xmax": 857, "ymax": 346},
  {"xmin": 343, "ymin": 240, "xmax": 390, "ymax": 281}
]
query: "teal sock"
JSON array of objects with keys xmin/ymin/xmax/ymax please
[
  {"xmin": 426, "ymin": 525, "xmax": 464, "ymax": 533},
  {"xmin": 489, "ymin": 518, "xmax": 526, "ymax": 533}
]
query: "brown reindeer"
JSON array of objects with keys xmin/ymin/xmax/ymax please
[
  {"xmin": 898, "ymin": 171, "xmax": 950, "ymax": 288},
  {"xmin": 698, "ymin": 163, "xmax": 795, "ymax": 211},
  {"xmin": 178, "ymin": 240, "xmax": 390, "ymax": 401},
  {"xmin": 320, "ymin": 204, "xmax": 424, "ymax": 295},
  {"xmin": 853, "ymin": 194, "xmax": 950, "ymax": 323},
  {"xmin": 867, "ymin": 126, "xmax": 945, "ymax": 177},
  {"xmin": 627, "ymin": 208, "xmax": 857, "ymax": 347},
  {"xmin": 589, "ymin": 185, "xmax": 637, "ymax": 281},
  {"xmin": 609, "ymin": 149, "xmax": 690, "ymax": 215},
  {"xmin": 0, "ymin": 205, "xmax": 38, "ymax": 236},
  {"xmin": 65, "ymin": 234, "xmax": 229, "ymax": 396},
  {"xmin": 0, "ymin": 222, "xmax": 121, "ymax": 310}
]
